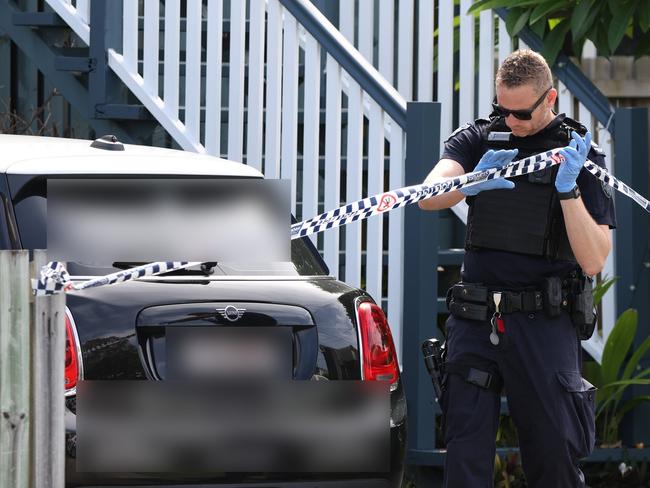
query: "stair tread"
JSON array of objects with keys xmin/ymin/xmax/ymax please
[{"xmin": 12, "ymin": 11, "xmax": 66, "ymax": 27}]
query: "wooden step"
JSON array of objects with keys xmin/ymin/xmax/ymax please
[{"xmin": 12, "ymin": 11, "xmax": 65, "ymax": 27}]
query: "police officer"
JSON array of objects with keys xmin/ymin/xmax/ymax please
[{"xmin": 418, "ymin": 50, "xmax": 616, "ymax": 487}]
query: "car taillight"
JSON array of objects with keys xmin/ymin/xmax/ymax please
[
  {"xmin": 65, "ymin": 310, "xmax": 79, "ymax": 392},
  {"xmin": 356, "ymin": 301, "xmax": 399, "ymax": 384}
]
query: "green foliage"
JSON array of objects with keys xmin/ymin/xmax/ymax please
[
  {"xmin": 593, "ymin": 276, "xmax": 618, "ymax": 307},
  {"xmin": 583, "ymin": 307, "xmax": 650, "ymax": 445},
  {"xmin": 468, "ymin": 0, "xmax": 650, "ymax": 66},
  {"xmin": 494, "ymin": 451, "xmax": 527, "ymax": 487},
  {"xmin": 496, "ymin": 414, "xmax": 518, "ymax": 447},
  {"xmin": 583, "ymin": 459, "xmax": 650, "ymax": 486},
  {"xmin": 601, "ymin": 309, "xmax": 638, "ymax": 386},
  {"xmin": 505, "ymin": 8, "xmax": 530, "ymax": 37},
  {"xmin": 541, "ymin": 17, "xmax": 571, "ymax": 65}
]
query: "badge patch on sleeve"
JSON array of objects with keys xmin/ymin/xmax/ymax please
[{"xmin": 444, "ymin": 123, "xmax": 471, "ymax": 143}]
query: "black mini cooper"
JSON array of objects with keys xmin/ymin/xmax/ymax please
[{"xmin": 1, "ymin": 134, "xmax": 406, "ymax": 487}]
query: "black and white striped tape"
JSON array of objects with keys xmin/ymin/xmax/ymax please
[
  {"xmin": 290, "ymin": 148, "xmax": 650, "ymax": 239},
  {"xmin": 290, "ymin": 148, "xmax": 565, "ymax": 238},
  {"xmin": 32, "ymin": 260, "xmax": 193, "ymax": 297},
  {"xmin": 583, "ymin": 163, "xmax": 650, "ymax": 211},
  {"xmin": 33, "ymin": 147, "xmax": 649, "ymax": 296}
]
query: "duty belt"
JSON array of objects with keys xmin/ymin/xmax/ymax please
[{"xmin": 447, "ymin": 282, "xmax": 557, "ymax": 321}]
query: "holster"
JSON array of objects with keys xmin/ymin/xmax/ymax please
[
  {"xmin": 421, "ymin": 339, "xmax": 446, "ymax": 402},
  {"xmin": 568, "ymin": 273, "xmax": 597, "ymax": 340},
  {"xmin": 542, "ymin": 276, "xmax": 563, "ymax": 317},
  {"xmin": 448, "ymin": 298, "xmax": 489, "ymax": 321}
]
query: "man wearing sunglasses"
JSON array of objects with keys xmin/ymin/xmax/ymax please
[{"xmin": 419, "ymin": 50, "xmax": 616, "ymax": 488}]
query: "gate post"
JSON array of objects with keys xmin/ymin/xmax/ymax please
[
  {"xmin": 402, "ymin": 101, "xmax": 442, "ymax": 456},
  {"xmin": 615, "ymin": 107, "xmax": 650, "ymax": 446},
  {"xmin": 31, "ymin": 250, "xmax": 66, "ymax": 488}
]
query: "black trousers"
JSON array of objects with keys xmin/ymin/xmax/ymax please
[{"xmin": 441, "ymin": 311, "xmax": 596, "ymax": 488}]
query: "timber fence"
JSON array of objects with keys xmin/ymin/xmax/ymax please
[{"xmin": 0, "ymin": 250, "xmax": 65, "ymax": 488}]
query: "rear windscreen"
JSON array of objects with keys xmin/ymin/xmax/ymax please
[{"xmin": 8, "ymin": 175, "xmax": 328, "ymax": 277}]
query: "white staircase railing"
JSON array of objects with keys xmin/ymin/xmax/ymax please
[
  {"xmin": 43, "ymin": 0, "xmax": 89, "ymax": 44},
  {"xmin": 44, "ymin": 0, "xmax": 410, "ymax": 358}
]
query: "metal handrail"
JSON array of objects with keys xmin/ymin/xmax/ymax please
[{"xmin": 278, "ymin": 0, "xmax": 408, "ymax": 129}]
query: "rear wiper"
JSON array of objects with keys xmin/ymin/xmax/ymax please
[
  {"xmin": 111, "ymin": 262, "xmax": 219, "ymax": 276},
  {"xmin": 200, "ymin": 262, "xmax": 219, "ymax": 275},
  {"xmin": 112, "ymin": 262, "xmax": 147, "ymax": 269}
]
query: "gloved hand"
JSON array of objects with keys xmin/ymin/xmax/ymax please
[
  {"xmin": 459, "ymin": 149, "xmax": 518, "ymax": 197},
  {"xmin": 556, "ymin": 131, "xmax": 592, "ymax": 192}
]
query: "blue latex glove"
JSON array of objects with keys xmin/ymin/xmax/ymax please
[
  {"xmin": 556, "ymin": 131, "xmax": 592, "ymax": 192},
  {"xmin": 459, "ymin": 149, "xmax": 518, "ymax": 197}
]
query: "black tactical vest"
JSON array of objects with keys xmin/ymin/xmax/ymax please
[{"xmin": 465, "ymin": 114, "xmax": 588, "ymax": 261}]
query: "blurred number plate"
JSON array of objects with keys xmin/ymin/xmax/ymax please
[
  {"xmin": 77, "ymin": 380, "xmax": 389, "ymax": 472},
  {"xmin": 166, "ymin": 326, "xmax": 292, "ymax": 380}
]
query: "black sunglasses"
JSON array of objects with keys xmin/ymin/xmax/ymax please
[{"xmin": 492, "ymin": 86, "xmax": 552, "ymax": 121}]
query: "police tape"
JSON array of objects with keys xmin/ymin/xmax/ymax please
[
  {"xmin": 32, "ymin": 260, "xmax": 193, "ymax": 297},
  {"xmin": 290, "ymin": 148, "xmax": 650, "ymax": 239},
  {"xmin": 33, "ymin": 147, "xmax": 650, "ymax": 296},
  {"xmin": 292, "ymin": 147, "xmax": 562, "ymax": 238},
  {"xmin": 583, "ymin": 162, "xmax": 650, "ymax": 211}
]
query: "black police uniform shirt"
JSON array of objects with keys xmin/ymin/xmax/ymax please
[{"xmin": 441, "ymin": 114, "xmax": 617, "ymax": 289}]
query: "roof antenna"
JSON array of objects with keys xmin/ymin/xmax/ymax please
[{"xmin": 90, "ymin": 135, "xmax": 125, "ymax": 151}]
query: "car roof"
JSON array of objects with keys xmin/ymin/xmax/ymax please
[{"xmin": 0, "ymin": 134, "xmax": 263, "ymax": 177}]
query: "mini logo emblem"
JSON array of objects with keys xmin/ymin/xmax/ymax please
[
  {"xmin": 216, "ymin": 305, "xmax": 246, "ymax": 322},
  {"xmin": 377, "ymin": 193, "xmax": 396, "ymax": 212}
]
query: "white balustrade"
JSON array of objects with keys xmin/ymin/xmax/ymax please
[
  {"xmin": 227, "ymin": 0, "xmax": 246, "ymax": 162},
  {"xmin": 437, "ymin": 0, "xmax": 454, "ymax": 152},
  {"xmin": 247, "ymin": 0, "xmax": 266, "ymax": 170},
  {"xmin": 558, "ymin": 81, "xmax": 574, "ymax": 118},
  {"xmin": 185, "ymin": 0, "xmax": 202, "ymax": 144},
  {"xmin": 205, "ymin": 0, "xmax": 223, "ymax": 156},
  {"xmin": 359, "ymin": 0, "xmax": 374, "ymax": 63},
  {"xmin": 498, "ymin": 18, "xmax": 512, "ymax": 63},
  {"xmin": 164, "ymin": 0, "xmax": 181, "ymax": 122},
  {"xmin": 44, "ymin": 0, "xmax": 90, "ymax": 44},
  {"xmin": 143, "ymin": 0, "xmax": 159, "ymax": 97},
  {"xmin": 122, "ymin": 0, "xmax": 138, "ymax": 75},
  {"xmin": 417, "ymin": 0, "xmax": 434, "ymax": 101},
  {"xmin": 397, "ymin": 0, "xmax": 414, "ymax": 100},
  {"xmin": 366, "ymin": 101, "xmax": 385, "ymax": 307},
  {"xmin": 75, "ymin": 0, "xmax": 89, "ymax": 25},
  {"xmin": 458, "ymin": 0, "xmax": 475, "ymax": 125},
  {"xmin": 478, "ymin": 10, "xmax": 494, "ymax": 116},
  {"xmin": 302, "ymin": 33, "xmax": 321, "ymax": 244},
  {"xmin": 387, "ymin": 125, "xmax": 405, "ymax": 359},
  {"xmin": 264, "ymin": 0, "xmax": 283, "ymax": 179},
  {"xmin": 281, "ymin": 12, "xmax": 299, "ymax": 216},
  {"xmin": 345, "ymin": 80, "xmax": 364, "ymax": 288},
  {"xmin": 378, "ymin": 1, "xmax": 394, "ymax": 84},
  {"xmin": 323, "ymin": 55, "xmax": 342, "ymax": 278}
]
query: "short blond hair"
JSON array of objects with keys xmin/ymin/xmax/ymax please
[{"xmin": 495, "ymin": 49, "xmax": 553, "ymax": 95}]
